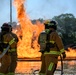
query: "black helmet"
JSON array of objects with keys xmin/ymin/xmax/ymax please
[
  {"xmin": 1, "ymin": 23, "xmax": 10, "ymax": 32},
  {"xmin": 44, "ymin": 20, "xmax": 57, "ymax": 30},
  {"xmin": 9, "ymin": 25, "xmax": 12, "ymax": 31}
]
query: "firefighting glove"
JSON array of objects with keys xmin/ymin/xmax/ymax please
[{"xmin": 62, "ymin": 52, "xmax": 66, "ymax": 59}]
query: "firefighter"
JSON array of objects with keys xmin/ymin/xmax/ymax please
[
  {"xmin": 8, "ymin": 25, "xmax": 19, "ymax": 73},
  {"xmin": 38, "ymin": 20, "xmax": 66, "ymax": 75},
  {"xmin": 0, "ymin": 23, "xmax": 18, "ymax": 74}
]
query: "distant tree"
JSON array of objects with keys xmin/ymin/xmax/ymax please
[{"xmin": 53, "ymin": 13, "xmax": 76, "ymax": 46}]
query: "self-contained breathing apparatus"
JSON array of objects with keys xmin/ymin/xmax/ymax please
[{"xmin": 39, "ymin": 20, "xmax": 57, "ymax": 53}]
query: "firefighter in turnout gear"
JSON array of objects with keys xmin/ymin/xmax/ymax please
[
  {"xmin": 8, "ymin": 25, "xmax": 18, "ymax": 73},
  {"xmin": 0, "ymin": 23, "xmax": 18, "ymax": 74},
  {"xmin": 38, "ymin": 20, "xmax": 66, "ymax": 75}
]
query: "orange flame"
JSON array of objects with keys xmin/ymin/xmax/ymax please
[
  {"xmin": 65, "ymin": 48, "xmax": 76, "ymax": 57},
  {"xmin": 14, "ymin": 0, "xmax": 44, "ymax": 58},
  {"xmin": 13, "ymin": 0, "xmax": 76, "ymax": 58},
  {"xmin": 13, "ymin": 0, "xmax": 76, "ymax": 73}
]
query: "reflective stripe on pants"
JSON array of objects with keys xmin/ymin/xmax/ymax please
[{"xmin": 48, "ymin": 62, "xmax": 54, "ymax": 71}]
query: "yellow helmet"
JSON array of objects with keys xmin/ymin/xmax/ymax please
[
  {"xmin": 44, "ymin": 20, "xmax": 50, "ymax": 24},
  {"xmin": 44, "ymin": 20, "xmax": 57, "ymax": 30}
]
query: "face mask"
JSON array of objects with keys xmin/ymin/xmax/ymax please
[{"xmin": 45, "ymin": 29, "xmax": 50, "ymax": 33}]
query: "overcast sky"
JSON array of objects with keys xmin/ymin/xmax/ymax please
[{"xmin": 0, "ymin": 0, "xmax": 76, "ymax": 26}]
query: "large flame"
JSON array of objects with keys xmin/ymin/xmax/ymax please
[
  {"xmin": 13, "ymin": 0, "xmax": 76, "ymax": 58},
  {"xmin": 13, "ymin": 0, "xmax": 76, "ymax": 74},
  {"xmin": 14, "ymin": 0, "xmax": 44, "ymax": 58}
]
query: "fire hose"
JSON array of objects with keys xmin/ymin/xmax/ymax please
[
  {"xmin": 0, "ymin": 45, "xmax": 10, "ymax": 58},
  {"xmin": 60, "ymin": 55, "xmax": 63, "ymax": 75}
]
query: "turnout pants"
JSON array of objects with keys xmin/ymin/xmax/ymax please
[
  {"xmin": 39, "ymin": 54, "xmax": 58, "ymax": 75},
  {"xmin": 0, "ymin": 53, "xmax": 11, "ymax": 74},
  {"xmin": 8, "ymin": 52, "xmax": 17, "ymax": 73},
  {"xmin": 0, "ymin": 52, "xmax": 17, "ymax": 74}
]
